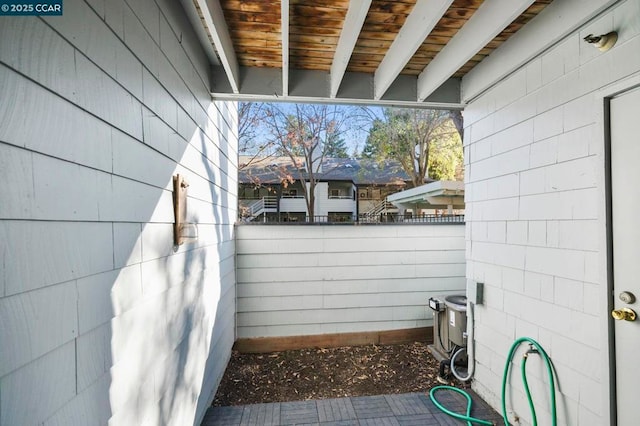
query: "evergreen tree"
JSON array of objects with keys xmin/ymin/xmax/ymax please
[
  {"xmin": 324, "ymin": 128, "xmax": 349, "ymax": 158},
  {"xmin": 361, "ymin": 119, "xmax": 384, "ymax": 159}
]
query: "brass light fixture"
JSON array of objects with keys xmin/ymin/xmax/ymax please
[{"xmin": 173, "ymin": 174, "xmax": 197, "ymax": 246}]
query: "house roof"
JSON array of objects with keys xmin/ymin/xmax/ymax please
[
  {"xmin": 238, "ymin": 156, "xmax": 414, "ymax": 186},
  {"xmin": 387, "ymin": 180, "xmax": 464, "ymax": 208}
]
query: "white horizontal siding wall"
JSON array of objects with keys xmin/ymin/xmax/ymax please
[
  {"xmin": 313, "ymin": 182, "xmax": 331, "ymax": 216},
  {"xmin": 0, "ymin": 1, "xmax": 237, "ymax": 425},
  {"xmin": 463, "ymin": 1, "xmax": 640, "ymax": 424},
  {"xmin": 324, "ymin": 199, "xmax": 357, "ymax": 214},
  {"xmin": 280, "ymin": 197, "xmax": 308, "ymax": 212},
  {"xmin": 236, "ymin": 224, "xmax": 466, "ymax": 338}
]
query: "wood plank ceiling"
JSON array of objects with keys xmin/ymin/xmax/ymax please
[{"xmin": 188, "ymin": 0, "xmax": 553, "ymax": 106}]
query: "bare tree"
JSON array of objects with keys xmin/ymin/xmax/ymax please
[
  {"xmin": 258, "ymin": 103, "xmax": 358, "ymax": 221},
  {"xmin": 238, "ymin": 102, "xmax": 264, "ymax": 153},
  {"xmin": 238, "ymin": 102, "xmax": 276, "ymax": 172}
]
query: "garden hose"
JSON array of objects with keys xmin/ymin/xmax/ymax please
[
  {"xmin": 521, "ymin": 352, "xmax": 536, "ymax": 426},
  {"xmin": 501, "ymin": 337, "xmax": 557, "ymax": 426},
  {"xmin": 429, "ymin": 337, "xmax": 557, "ymax": 426},
  {"xmin": 429, "ymin": 386, "xmax": 494, "ymax": 426}
]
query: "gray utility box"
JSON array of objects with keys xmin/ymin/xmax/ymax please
[{"xmin": 444, "ymin": 295, "xmax": 467, "ymax": 347}]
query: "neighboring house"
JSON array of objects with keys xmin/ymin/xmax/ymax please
[{"xmin": 238, "ymin": 156, "xmax": 414, "ymax": 222}]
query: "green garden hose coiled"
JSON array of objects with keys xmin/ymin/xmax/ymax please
[
  {"xmin": 429, "ymin": 386, "xmax": 494, "ymax": 426},
  {"xmin": 429, "ymin": 337, "xmax": 557, "ymax": 426}
]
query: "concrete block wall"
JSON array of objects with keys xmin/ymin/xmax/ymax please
[
  {"xmin": 235, "ymin": 224, "xmax": 466, "ymax": 338},
  {"xmin": 463, "ymin": 1, "xmax": 640, "ymax": 424},
  {"xmin": 0, "ymin": 0, "xmax": 237, "ymax": 424}
]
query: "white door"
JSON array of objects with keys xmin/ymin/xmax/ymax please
[{"xmin": 610, "ymin": 86, "xmax": 640, "ymax": 426}]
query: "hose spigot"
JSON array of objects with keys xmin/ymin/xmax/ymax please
[{"xmin": 524, "ymin": 344, "xmax": 539, "ymax": 358}]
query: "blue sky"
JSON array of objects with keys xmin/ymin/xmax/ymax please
[{"xmin": 244, "ymin": 102, "xmax": 385, "ymax": 157}]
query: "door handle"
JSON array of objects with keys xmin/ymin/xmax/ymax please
[{"xmin": 612, "ymin": 307, "xmax": 637, "ymax": 321}]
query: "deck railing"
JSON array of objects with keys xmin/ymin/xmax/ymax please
[
  {"xmin": 247, "ymin": 196, "xmax": 278, "ymax": 217},
  {"xmin": 239, "ymin": 213, "xmax": 464, "ymax": 225}
]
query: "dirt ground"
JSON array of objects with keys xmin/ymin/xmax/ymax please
[{"xmin": 213, "ymin": 342, "xmax": 470, "ymax": 406}]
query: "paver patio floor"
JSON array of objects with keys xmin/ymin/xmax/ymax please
[{"xmin": 202, "ymin": 389, "xmax": 503, "ymax": 425}]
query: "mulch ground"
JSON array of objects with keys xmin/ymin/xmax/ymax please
[{"xmin": 213, "ymin": 342, "xmax": 470, "ymax": 406}]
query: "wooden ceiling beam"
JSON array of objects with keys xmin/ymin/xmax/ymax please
[
  {"xmin": 193, "ymin": 0, "xmax": 240, "ymax": 93},
  {"xmin": 282, "ymin": 0, "xmax": 290, "ymax": 96},
  {"xmin": 329, "ymin": 0, "xmax": 372, "ymax": 98},
  {"xmin": 417, "ymin": 0, "xmax": 535, "ymax": 102},
  {"xmin": 373, "ymin": 0, "xmax": 455, "ymax": 100}
]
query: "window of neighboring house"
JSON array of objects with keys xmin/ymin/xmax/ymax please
[
  {"xmin": 329, "ymin": 188, "xmax": 351, "ymax": 199},
  {"xmin": 328, "ymin": 212, "xmax": 354, "ymax": 222},
  {"xmin": 240, "ymin": 187, "xmax": 257, "ymax": 199},
  {"xmin": 282, "ymin": 189, "xmax": 298, "ymax": 198}
]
